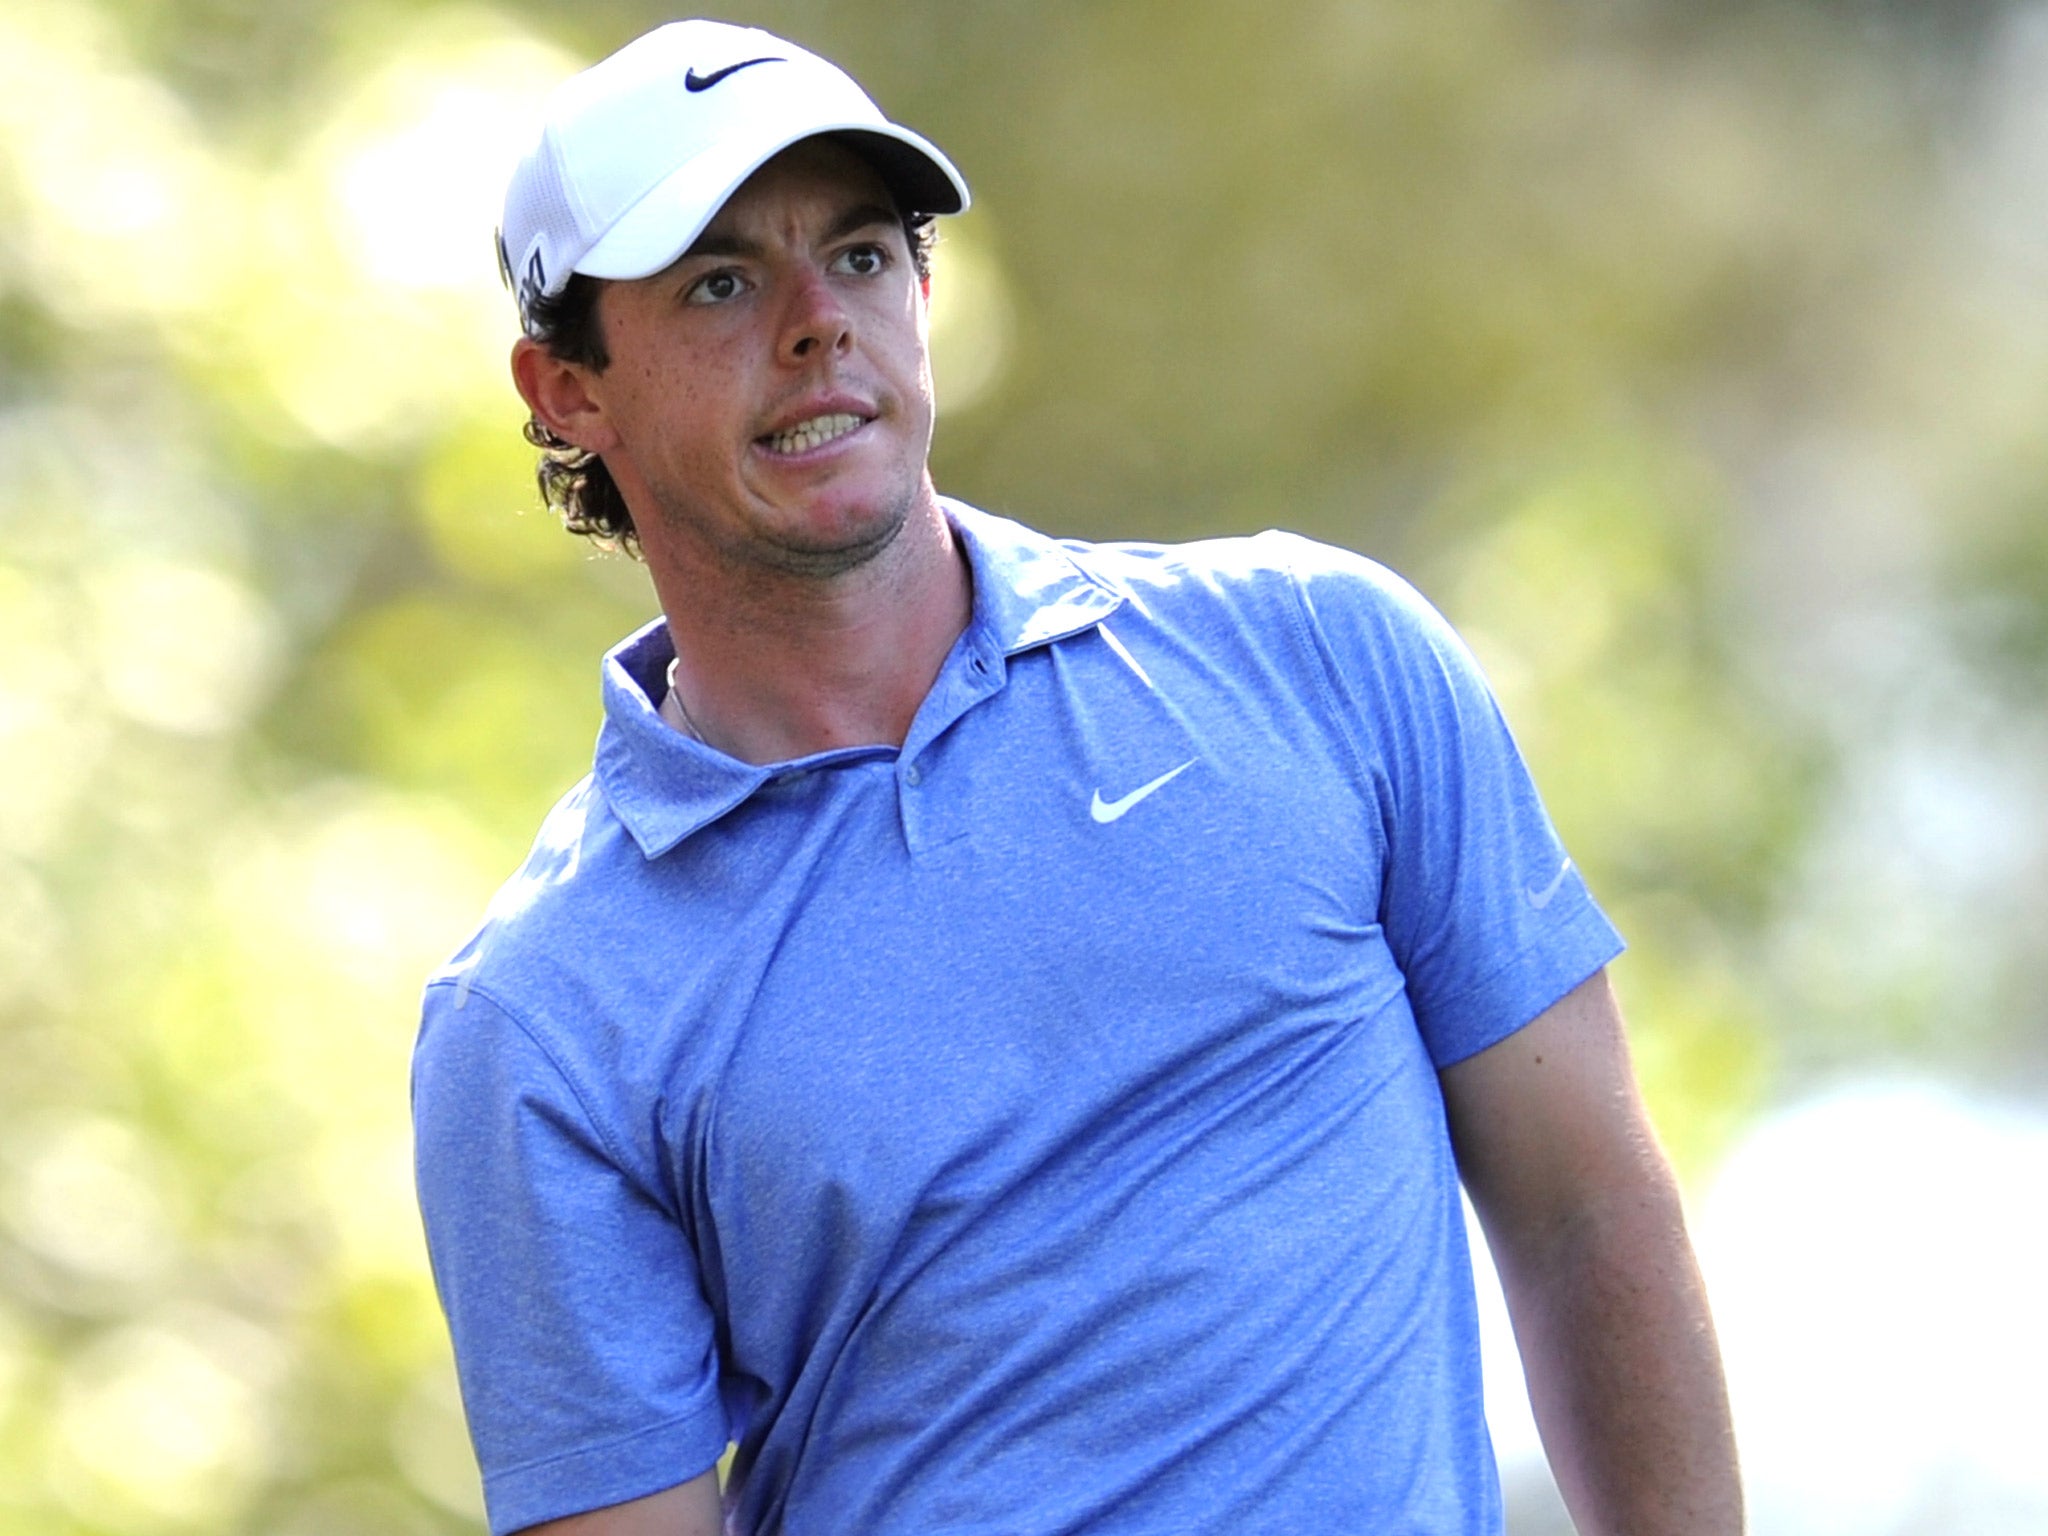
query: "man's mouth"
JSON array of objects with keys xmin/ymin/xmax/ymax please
[{"xmin": 759, "ymin": 413, "xmax": 867, "ymax": 456}]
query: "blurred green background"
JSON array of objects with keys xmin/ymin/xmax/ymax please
[{"xmin": 3, "ymin": 1, "xmax": 2045, "ymax": 1532}]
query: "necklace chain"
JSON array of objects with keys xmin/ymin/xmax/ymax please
[{"xmin": 663, "ymin": 658, "xmax": 705, "ymax": 742}]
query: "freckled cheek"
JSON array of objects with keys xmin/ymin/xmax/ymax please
[{"xmin": 661, "ymin": 373, "xmax": 736, "ymax": 439}]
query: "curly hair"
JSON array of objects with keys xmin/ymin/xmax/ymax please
[{"xmin": 522, "ymin": 211, "xmax": 938, "ymax": 560}]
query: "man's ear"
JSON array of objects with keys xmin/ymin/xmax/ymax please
[{"xmin": 511, "ymin": 337, "xmax": 619, "ymax": 454}]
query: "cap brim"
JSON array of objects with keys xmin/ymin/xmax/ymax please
[{"xmin": 576, "ymin": 122, "xmax": 969, "ymax": 283}]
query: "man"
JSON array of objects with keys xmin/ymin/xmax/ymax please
[{"xmin": 413, "ymin": 19, "xmax": 1741, "ymax": 1536}]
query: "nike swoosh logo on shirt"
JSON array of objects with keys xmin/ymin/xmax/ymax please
[
  {"xmin": 684, "ymin": 58, "xmax": 781, "ymax": 91},
  {"xmin": 1526, "ymin": 858, "xmax": 1573, "ymax": 910},
  {"xmin": 1090, "ymin": 759, "xmax": 1197, "ymax": 824}
]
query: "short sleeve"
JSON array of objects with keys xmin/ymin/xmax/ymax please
[
  {"xmin": 412, "ymin": 980, "xmax": 729, "ymax": 1535},
  {"xmin": 1281, "ymin": 538, "xmax": 1624, "ymax": 1066}
]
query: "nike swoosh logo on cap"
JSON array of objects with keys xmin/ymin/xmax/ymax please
[{"xmin": 685, "ymin": 57, "xmax": 782, "ymax": 92}]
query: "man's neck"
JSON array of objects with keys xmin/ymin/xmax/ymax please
[{"xmin": 647, "ymin": 499, "xmax": 973, "ymax": 765}]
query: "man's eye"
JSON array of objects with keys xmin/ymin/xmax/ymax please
[
  {"xmin": 833, "ymin": 245, "xmax": 888, "ymax": 277},
  {"xmin": 685, "ymin": 271, "xmax": 746, "ymax": 305}
]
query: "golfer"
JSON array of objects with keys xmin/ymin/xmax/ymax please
[{"xmin": 413, "ymin": 19, "xmax": 1742, "ymax": 1535}]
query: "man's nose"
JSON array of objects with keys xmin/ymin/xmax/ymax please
[{"xmin": 779, "ymin": 267, "xmax": 853, "ymax": 363}]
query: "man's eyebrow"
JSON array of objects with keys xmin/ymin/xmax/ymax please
[
  {"xmin": 680, "ymin": 202, "xmax": 903, "ymax": 263},
  {"xmin": 681, "ymin": 230, "xmax": 761, "ymax": 261},
  {"xmin": 823, "ymin": 203, "xmax": 903, "ymax": 243}
]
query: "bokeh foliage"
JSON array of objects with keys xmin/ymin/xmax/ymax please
[{"xmin": 3, "ymin": 0, "xmax": 2044, "ymax": 1530}]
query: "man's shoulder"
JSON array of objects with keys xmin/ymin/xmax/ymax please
[
  {"xmin": 1039, "ymin": 520, "xmax": 1442, "ymax": 650},
  {"xmin": 947, "ymin": 500, "xmax": 1429, "ymax": 640},
  {"xmin": 420, "ymin": 772, "xmax": 638, "ymax": 1023}
]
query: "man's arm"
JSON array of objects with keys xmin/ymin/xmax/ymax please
[
  {"xmin": 515, "ymin": 1468, "xmax": 722, "ymax": 1536},
  {"xmin": 1439, "ymin": 968, "xmax": 1742, "ymax": 1536}
]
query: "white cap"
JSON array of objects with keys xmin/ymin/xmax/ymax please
[{"xmin": 498, "ymin": 20, "xmax": 970, "ymax": 331}]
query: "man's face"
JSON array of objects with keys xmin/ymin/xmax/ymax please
[{"xmin": 578, "ymin": 139, "xmax": 937, "ymax": 579}]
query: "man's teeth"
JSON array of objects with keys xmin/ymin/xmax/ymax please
[{"xmin": 763, "ymin": 414, "xmax": 863, "ymax": 455}]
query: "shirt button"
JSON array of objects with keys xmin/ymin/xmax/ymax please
[{"xmin": 905, "ymin": 764, "xmax": 923, "ymax": 787}]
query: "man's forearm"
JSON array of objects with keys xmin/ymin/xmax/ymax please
[
  {"xmin": 1490, "ymin": 1172, "xmax": 1742, "ymax": 1536},
  {"xmin": 514, "ymin": 1468, "xmax": 723, "ymax": 1535},
  {"xmin": 1442, "ymin": 973, "xmax": 1742, "ymax": 1535}
]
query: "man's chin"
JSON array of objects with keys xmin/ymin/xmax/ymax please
[{"xmin": 739, "ymin": 493, "xmax": 918, "ymax": 579}]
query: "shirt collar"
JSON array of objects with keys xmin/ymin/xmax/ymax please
[
  {"xmin": 594, "ymin": 499, "xmax": 1123, "ymax": 858},
  {"xmin": 948, "ymin": 498, "xmax": 1125, "ymax": 654}
]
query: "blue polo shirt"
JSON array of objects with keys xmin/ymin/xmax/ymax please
[{"xmin": 413, "ymin": 502, "xmax": 1622, "ymax": 1536}]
